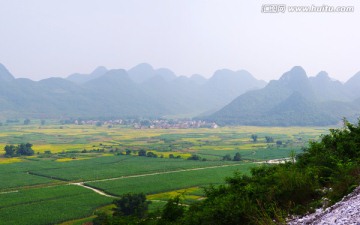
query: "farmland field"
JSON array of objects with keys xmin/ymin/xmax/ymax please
[
  {"xmin": 0, "ymin": 122, "xmax": 330, "ymax": 224},
  {"xmin": 0, "ymin": 185, "xmax": 112, "ymax": 225},
  {"xmin": 85, "ymin": 163, "xmax": 255, "ymax": 196}
]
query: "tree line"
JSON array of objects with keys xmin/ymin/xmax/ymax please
[{"xmin": 4, "ymin": 143, "xmax": 34, "ymax": 157}]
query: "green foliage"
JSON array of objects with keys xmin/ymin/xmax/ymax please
[
  {"xmin": 159, "ymin": 195, "xmax": 186, "ymax": 224},
  {"xmin": 138, "ymin": 149, "xmax": 147, "ymax": 156},
  {"xmin": 251, "ymin": 134, "xmax": 258, "ymax": 142},
  {"xmin": 170, "ymin": 120, "xmax": 360, "ymax": 224},
  {"xmin": 113, "ymin": 193, "xmax": 150, "ymax": 219},
  {"xmin": 222, "ymin": 154, "xmax": 232, "ymax": 161},
  {"xmin": 3, "ymin": 143, "xmax": 34, "ymax": 157},
  {"xmin": 187, "ymin": 154, "xmax": 201, "ymax": 160},
  {"xmin": 265, "ymin": 136, "xmax": 274, "ymax": 143},
  {"xmin": 4, "ymin": 144, "xmax": 16, "ymax": 157},
  {"xmin": 147, "ymin": 152, "xmax": 158, "ymax": 158},
  {"xmin": 93, "ymin": 212, "xmax": 112, "ymax": 225},
  {"xmin": 233, "ymin": 152, "xmax": 242, "ymax": 161},
  {"xmin": 16, "ymin": 143, "xmax": 35, "ymax": 156}
]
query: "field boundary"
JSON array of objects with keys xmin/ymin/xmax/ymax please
[
  {"xmin": 83, "ymin": 163, "xmax": 248, "ymax": 184},
  {"xmin": 68, "ymin": 163, "xmax": 250, "ymax": 198}
]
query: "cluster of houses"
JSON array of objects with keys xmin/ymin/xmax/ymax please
[
  {"xmin": 133, "ymin": 119, "xmax": 218, "ymax": 129},
  {"xmin": 70, "ymin": 119, "xmax": 218, "ymax": 129},
  {"xmin": 73, "ymin": 119, "xmax": 124, "ymax": 126}
]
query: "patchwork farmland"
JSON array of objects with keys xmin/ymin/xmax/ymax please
[{"xmin": 0, "ymin": 122, "xmax": 328, "ymax": 224}]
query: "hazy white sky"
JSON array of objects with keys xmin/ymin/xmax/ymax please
[{"xmin": 0, "ymin": 0, "xmax": 359, "ymax": 82}]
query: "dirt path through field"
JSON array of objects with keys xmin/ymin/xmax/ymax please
[
  {"xmin": 71, "ymin": 182, "xmax": 117, "ymax": 198},
  {"xmin": 84, "ymin": 163, "xmax": 248, "ymax": 184},
  {"xmin": 0, "ymin": 190, "xmax": 19, "ymax": 194}
]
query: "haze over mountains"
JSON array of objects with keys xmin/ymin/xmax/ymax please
[
  {"xmin": 207, "ymin": 66, "xmax": 360, "ymax": 126},
  {"xmin": 0, "ymin": 63, "xmax": 265, "ymax": 119},
  {"xmin": 1, "ymin": 63, "xmax": 360, "ymax": 126}
]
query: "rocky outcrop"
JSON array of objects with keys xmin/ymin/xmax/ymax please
[{"xmin": 288, "ymin": 186, "xmax": 360, "ymax": 224}]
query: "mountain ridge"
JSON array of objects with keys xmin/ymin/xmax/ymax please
[
  {"xmin": 0, "ymin": 63, "xmax": 266, "ymax": 119},
  {"xmin": 2, "ymin": 63, "xmax": 360, "ymax": 125},
  {"xmin": 206, "ymin": 66, "xmax": 360, "ymax": 126}
]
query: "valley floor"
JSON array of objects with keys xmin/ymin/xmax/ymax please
[{"xmin": 0, "ymin": 124, "xmax": 328, "ymax": 224}]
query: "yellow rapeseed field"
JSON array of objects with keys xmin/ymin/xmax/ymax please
[{"xmin": 0, "ymin": 157, "xmax": 22, "ymax": 164}]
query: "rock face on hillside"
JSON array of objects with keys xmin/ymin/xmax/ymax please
[{"xmin": 288, "ymin": 186, "xmax": 360, "ymax": 224}]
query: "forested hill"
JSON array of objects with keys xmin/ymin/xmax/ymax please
[
  {"xmin": 0, "ymin": 63, "xmax": 266, "ymax": 119},
  {"xmin": 206, "ymin": 66, "xmax": 360, "ymax": 126}
]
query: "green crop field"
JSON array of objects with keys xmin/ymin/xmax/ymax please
[
  {"xmin": 27, "ymin": 156, "xmax": 241, "ymax": 182},
  {"xmin": 0, "ymin": 185, "xmax": 112, "ymax": 225},
  {"xmin": 0, "ymin": 123, "xmax": 329, "ymax": 224},
  {"xmin": 86, "ymin": 163, "xmax": 255, "ymax": 196}
]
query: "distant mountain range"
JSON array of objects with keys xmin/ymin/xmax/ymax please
[
  {"xmin": 206, "ymin": 66, "xmax": 360, "ymax": 126},
  {"xmin": 2, "ymin": 63, "xmax": 360, "ymax": 126},
  {"xmin": 0, "ymin": 63, "xmax": 265, "ymax": 119}
]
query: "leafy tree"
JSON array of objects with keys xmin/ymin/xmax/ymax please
[
  {"xmin": 40, "ymin": 119, "xmax": 46, "ymax": 126},
  {"xmin": 265, "ymin": 136, "xmax": 274, "ymax": 143},
  {"xmin": 125, "ymin": 149, "xmax": 131, "ymax": 155},
  {"xmin": 23, "ymin": 118, "xmax": 30, "ymax": 125},
  {"xmin": 251, "ymin": 134, "xmax": 258, "ymax": 142},
  {"xmin": 289, "ymin": 149, "xmax": 296, "ymax": 164},
  {"xmin": 223, "ymin": 154, "xmax": 232, "ymax": 161},
  {"xmin": 4, "ymin": 143, "xmax": 34, "ymax": 157},
  {"xmin": 146, "ymin": 152, "xmax": 158, "ymax": 158},
  {"xmin": 4, "ymin": 145, "xmax": 16, "ymax": 157},
  {"xmin": 138, "ymin": 149, "xmax": 146, "ymax": 156},
  {"xmin": 276, "ymin": 140, "xmax": 283, "ymax": 146},
  {"xmin": 159, "ymin": 195, "xmax": 186, "ymax": 224},
  {"xmin": 187, "ymin": 154, "xmax": 201, "ymax": 160},
  {"xmin": 93, "ymin": 212, "xmax": 112, "ymax": 225},
  {"xmin": 16, "ymin": 143, "xmax": 34, "ymax": 156},
  {"xmin": 233, "ymin": 152, "xmax": 242, "ymax": 161},
  {"xmin": 113, "ymin": 193, "xmax": 150, "ymax": 219}
]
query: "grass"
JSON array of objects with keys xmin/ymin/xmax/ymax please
[
  {"xmin": 0, "ymin": 185, "xmax": 112, "ymax": 225},
  {"xmin": 86, "ymin": 163, "xmax": 254, "ymax": 197},
  {"xmin": 29, "ymin": 156, "xmax": 240, "ymax": 182},
  {"xmin": 0, "ymin": 172, "xmax": 56, "ymax": 190},
  {"xmin": 147, "ymin": 187, "xmax": 204, "ymax": 204}
]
